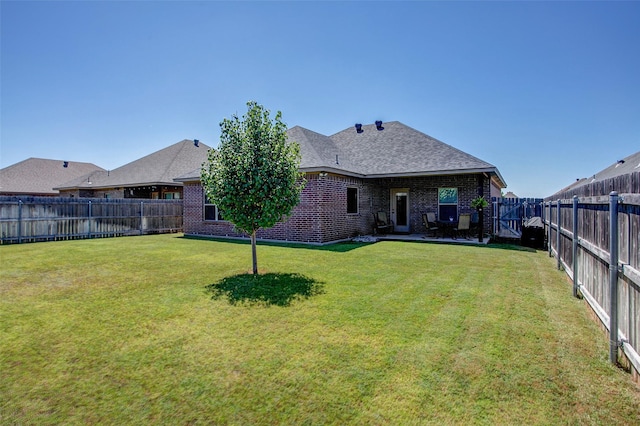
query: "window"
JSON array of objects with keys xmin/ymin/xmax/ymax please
[
  {"xmin": 438, "ymin": 188, "xmax": 458, "ymax": 221},
  {"xmin": 347, "ymin": 187, "xmax": 359, "ymax": 214},
  {"xmin": 204, "ymin": 195, "xmax": 224, "ymax": 221}
]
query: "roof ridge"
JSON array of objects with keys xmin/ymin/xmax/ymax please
[{"xmin": 161, "ymin": 140, "xmax": 192, "ymax": 182}]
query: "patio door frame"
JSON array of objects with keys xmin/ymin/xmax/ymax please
[{"xmin": 390, "ymin": 188, "xmax": 410, "ymax": 233}]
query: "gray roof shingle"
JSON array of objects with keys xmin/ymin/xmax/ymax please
[
  {"xmin": 329, "ymin": 121, "xmax": 500, "ymax": 178},
  {"xmin": 551, "ymin": 150, "xmax": 640, "ymax": 196},
  {"xmin": 0, "ymin": 158, "xmax": 105, "ymax": 195},
  {"xmin": 56, "ymin": 139, "xmax": 210, "ymax": 190},
  {"xmin": 588, "ymin": 150, "xmax": 640, "ymax": 182},
  {"xmin": 176, "ymin": 121, "xmax": 506, "ymax": 187}
]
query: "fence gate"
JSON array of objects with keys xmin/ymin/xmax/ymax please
[{"xmin": 492, "ymin": 197, "xmax": 543, "ymax": 239}]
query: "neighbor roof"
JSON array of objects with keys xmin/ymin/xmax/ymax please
[
  {"xmin": 0, "ymin": 158, "xmax": 105, "ymax": 195},
  {"xmin": 585, "ymin": 150, "xmax": 640, "ymax": 182},
  {"xmin": 551, "ymin": 150, "xmax": 640, "ymax": 196},
  {"xmin": 56, "ymin": 139, "xmax": 210, "ymax": 190},
  {"xmin": 175, "ymin": 121, "xmax": 507, "ymax": 188}
]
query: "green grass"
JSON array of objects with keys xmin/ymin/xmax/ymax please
[{"xmin": 1, "ymin": 234, "xmax": 639, "ymax": 425}]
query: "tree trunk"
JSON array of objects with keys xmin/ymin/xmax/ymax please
[{"xmin": 251, "ymin": 230, "xmax": 258, "ymax": 275}]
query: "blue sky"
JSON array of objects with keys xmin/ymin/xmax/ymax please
[{"xmin": 1, "ymin": 1, "xmax": 638, "ymax": 198}]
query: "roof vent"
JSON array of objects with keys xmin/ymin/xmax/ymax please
[
  {"xmin": 355, "ymin": 123, "xmax": 363, "ymax": 133},
  {"xmin": 375, "ymin": 120, "xmax": 384, "ymax": 131},
  {"xmin": 194, "ymin": 139, "xmax": 199, "ymax": 147},
  {"xmin": 63, "ymin": 161, "xmax": 69, "ymax": 168}
]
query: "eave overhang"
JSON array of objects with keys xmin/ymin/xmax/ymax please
[{"xmin": 54, "ymin": 181, "xmax": 184, "ymax": 191}]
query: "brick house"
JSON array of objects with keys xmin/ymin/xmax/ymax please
[
  {"xmin": 55, "ymin": 139, "xmax": 210, "ymax": 199},
  {"xmin": 176, "ymin": 121, "xmax": 506, "ymax": 244}
]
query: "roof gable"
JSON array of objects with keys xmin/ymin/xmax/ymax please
[
  {"xmin": 287, "ymin": 126, "xmax": 359, "ymax": 174},
  {"xmin": 330, "ymin": 121, "xmax": 497, "ymax": 176},
  {"xmin": 0, "ymin": 158, "xmax": 105, "ymax": 195},
  {"xmin": 56, "ymin": 139, "xmax": 211, "ymax": 190}
]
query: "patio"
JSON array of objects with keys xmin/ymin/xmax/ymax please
[{"xmin": 358, "ymin": 233, "xmax": 491, "ymax": 245}]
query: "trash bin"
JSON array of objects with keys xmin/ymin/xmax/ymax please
[{"xmin": 521, "ymin": 216, "xmax": 545, "ymax": 249}]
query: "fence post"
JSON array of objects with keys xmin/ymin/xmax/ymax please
[
  {"xmin": 492, "ymin": 198, "xmax": 498, "ymax": 237},
  {"xmin": 140, "ymin": 201, "xmax": 144, "ymax": 235},
  {"xmin": 88, "ymin": 200, "xmax": 92, "ymax": 238},
  {"xmin": 17, "ymin": 199, "xmax": 23, "ymax": 244},
  {"xmin": 572, "ymin": 195, "xmax": 579, "ymax": 298},
  {"xmin": 545, "ymin": 202, "xmax": 552, "ymax": 257},
  {"xmin": 556, "ymin": 199, "xmax": 561, "ymax": 270},
  {"xmin": 609, "ymin": 191, "xmax": 619, "ymax": 364}
]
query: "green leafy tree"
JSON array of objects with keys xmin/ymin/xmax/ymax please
[{"xmin": 201, "ymin": 101, "xmax": 305, "ymax": 274}]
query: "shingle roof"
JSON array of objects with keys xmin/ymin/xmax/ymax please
[
  {"xmin": 0, "ymin": 158, "xmax": 105, "ymax": 195},
  {"xmin": 587, "ymin": 150, "xmax": 640, "ymax": 182},
  {"xmin": 175, "ymin": 121, "xmax": 506, "ymax": 187},
  {"xmin": 550, "ymin": 150, "xmax": 640, "ymax": 196},
  {"xmin": 288, "ymin": 125, "xmax": 358, "ymax": 173},
  {"xmin": 56, "ymin": 139, "xmax": 210, "ymax": 190},
  {"xmin": 330, "ymin": 121, "xmax": 502, "ymax": 179}
]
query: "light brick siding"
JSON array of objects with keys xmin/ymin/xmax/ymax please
[{"xmin": 183, "ymin": 172, "xmax": 492, "ymax": 244}]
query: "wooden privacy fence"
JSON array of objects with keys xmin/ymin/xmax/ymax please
[
  {"xmin": 0, "ymin": 196, "xmax": 183, "ymax": 244},
  {"xmin": 544, "ymin": 192, "xmax": 640, "ymax": 376},
  {"xmin": 492, "ymin": 197, "xmax": 543, "ymax": 238}
]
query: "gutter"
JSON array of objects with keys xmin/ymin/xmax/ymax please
[
  {"xmin": 54, "ymin": 181, "xmax": 184, "ymax": 191},
  {"xmin": 175, "ymin": 166, "xmax": 507, "ymax": 188}
]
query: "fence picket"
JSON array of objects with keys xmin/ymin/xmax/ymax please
[
  {"xmin": 0, "ymin": 196, "xmax": 183, "ymax": 244},
  {"xmin": 543, "ymin": 171, "xmax": 640, "ymax": 376}
]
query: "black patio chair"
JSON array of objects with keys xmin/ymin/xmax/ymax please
[
  {"xmin": 422, "ymin": 213, "xmax": 440, "ymax": 238},
  {"xmin": 373, "ymin": 211, "xmax": 394, "ymax": 235}
]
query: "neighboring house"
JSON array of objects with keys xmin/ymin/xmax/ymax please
[
  {"xmin": 0, "ymin": 158, "xmax": 105, "ymax": 196},
  {"xmin": 176, "ymin": 121, "xmax": 507, "ymax": 244},
  {"xmin": 548, "ymin": 150, "xmax": 640, "ymax": 199},
  {"xmin": 55, "ymin": 139, "xmax": 210, "ymax": 199},
  {"xmin": 503, "ymin": 191, "xmax": 518, "ymax": 199}
]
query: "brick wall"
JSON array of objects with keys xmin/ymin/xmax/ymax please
[
  {"xmin": 366, "ymin": 173, "xmax": 491, "ymax": 234},
  {"xmin": 183, "ymin": 174, "xmax": 374, "ymax": 243},
  {"xmin": 183, "ymin": 172, "xmax": 493, "ymax": 243}
]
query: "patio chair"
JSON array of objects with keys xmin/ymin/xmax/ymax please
[
  {"xmin": 422, "ymin": 213, "xmax": 439, "ymax": 238},
  {"xmin": 454, "ymin": 213, "xmax": 471, "ymax": 239},
  {"xmin": 373, "ymin": 211, "xmax": 394, "ymax": 235}
]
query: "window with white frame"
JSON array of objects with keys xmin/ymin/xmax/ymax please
[{"xmin": 347, "ymin": 187, "xmax": 359, "ymax": 214}]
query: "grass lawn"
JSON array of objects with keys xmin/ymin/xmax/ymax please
[{"xmin": 1, "ymin": 234, "xmax": 639, "ymax": 424}]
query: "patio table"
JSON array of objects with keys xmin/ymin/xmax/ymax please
[{"xmin": 437, "ymin": 219, "xmax": 458, "ymax": 238}]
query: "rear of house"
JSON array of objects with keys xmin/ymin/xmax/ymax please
[{"xmin": 177, "ymin": 121, "xmax": 506, "ymax": 244}]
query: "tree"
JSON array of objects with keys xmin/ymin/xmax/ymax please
[{"xmin": 201, "ymin": 101, "xmax": 305, "ymax": 274}]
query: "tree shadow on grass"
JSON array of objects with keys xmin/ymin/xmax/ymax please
[
  {"xmin": 183, "ymin": 235, "xmax": 370, "ymax": 252},
  {"xmin": 205, "ymin": 273, "xmax": 325, "ymax": 307}
]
